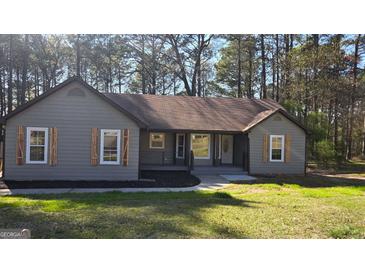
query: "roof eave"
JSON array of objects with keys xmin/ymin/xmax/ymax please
[{"xmin": 144, "ymin": 128, "xmax": 244, "ymax": 134}]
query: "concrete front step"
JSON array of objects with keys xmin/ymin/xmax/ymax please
[
  {"xmin": 193, "ymin": 172, "xmax": 248, "ymax": 176},
  {"xmin": 191, "ymin": 166, "xmax": 247, "ymax": 176}
]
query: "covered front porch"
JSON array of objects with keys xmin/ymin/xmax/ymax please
[{"xmin": 139, "ymin": 130, "xmax": 249, "ymax": 173}]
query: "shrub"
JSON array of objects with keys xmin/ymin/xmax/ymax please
[
  {"xmin": 306, "ymin": 112, "xmax": 328, "ymax": 142},
  {"xmin": 316, "ymin": 140, "xmax": 335, "ymax": 167}
]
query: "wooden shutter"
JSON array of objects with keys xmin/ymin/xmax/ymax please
[
  {"xmin": 16, "ymin": 125, "xmax": 25, "ymax": 165},
  {"xmin": 122, "ymin": 129, "xmax": 129, "ymax": 166},
  {"xmin": 262, "ymin": 134, "xmax": 269, "ymax": 162},
  {"xmin": 49, "ymin": 128, "xmax": 58, "ymax": 166},
  {"xmin": 285, "ymin": 134, "xmax": 291, "ymax": 163},
  {"xmin": 91, "ymin": 128, "xmax": 98, "ymax": 166}
]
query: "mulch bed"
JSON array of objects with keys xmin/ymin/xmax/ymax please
[
  {"xmin": 0, "ymin": 171, "xmax": 200, "ymax": 189},
  {"xmin": 140, "ymin": 171, "xmax": 200, "ymax": 187}
]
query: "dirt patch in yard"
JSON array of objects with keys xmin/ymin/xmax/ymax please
[{"xmin": 0, "ymin": 171, "xmax": 200, "ymax": 189}]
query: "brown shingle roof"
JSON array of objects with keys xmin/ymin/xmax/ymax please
[
  {"xmin": 4, "ymin": 77, "xmax": 305, "ymax": 133},
  {"xmin": 103, "ymin": 93, "xmax": 290, "ymax": 132}
]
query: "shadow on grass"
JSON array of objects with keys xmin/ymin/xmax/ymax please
[
  {"xmin": 0, "ymin": 191, "xmax": 258, "ymax": 239},
  {"xmin": 245, "ymin": 174, "xmax": 365, "ymax": 188}
]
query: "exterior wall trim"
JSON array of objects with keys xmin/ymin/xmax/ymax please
[{"xmin": 99, "ymin": 129, "xmax": 121, "ymax": 165}]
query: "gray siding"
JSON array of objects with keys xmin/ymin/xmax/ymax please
[
  {"xmin": 140, "ymin": 131, "xmax": 175, "ymax": 165},
  {"xmin": 5, "ymin": 82, "xmax": 140, "ymax": 181},
  {"xmin": 248, "ymin": 113, "xmax": 306, "ymax": 175}
]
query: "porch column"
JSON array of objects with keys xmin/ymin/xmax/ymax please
[
  {"xmin": 212, "ymin": 133, "xmax": 216, "ymax": 166},
  {"xmin": 173, "ymin": 133, "xmax": 176, "ymax": 165}
]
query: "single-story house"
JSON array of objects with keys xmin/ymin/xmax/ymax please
[{"xmin": 2, "ymin": 76, "xmax": 306, "ymax": 182}]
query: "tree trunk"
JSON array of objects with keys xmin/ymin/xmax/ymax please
[
  {"xmin": 334, "ymin": 96, "xmax": 339, "ymax": 153},
  {"xmin": 247, "ymin": 43, "xmax": 253, "ymax": 98},
  {"xmin": 76, "ymin": 34, "xmax": 81, "ymax": 77},
  {"xmin": 312, "ymin": 34, "xmax": 319, "ymax": 111},
  {"xmin": 151, "ymin": 35, "xmax": 157, "ymax": 95},
  {"xmin": 168, "ymin": 34, "xmax": 212, "ymax": 96},
  {"xmin": 34, "ymin": 67, "xmax": 39, "ymax": 97},
  {"xmin": 237, "ymin": 37, "xmax": 242, "ymax": 98},
  {"xmin": 197, "ymin": 58, "xmax": 202, "ymax": 97},
  {"xmin": 272, "ymin": 35, "xmax": 276, "ymax": 100},
  {"xmin": 141, "ymin": 36, "xmax": 147, "ymax": 94},
  {"xmin": 275, "ymin": 34, "xmax": 280, "ymax": 102},
  {"xmin": 284, "ymin": 34, "xmax": 290, "ymax": 99},
  {"xmin": 20, "ymin": 34, "xmax": 29, "ymax": 105},
  {"xmin": 192, "ymin": 35, "xmax": 204, "ymax": 97},
  {"xmin": 347, "ymin": 34, "xmax": 361, "ymax": 159},
  {"xmin": 333, "ymin": 34, "xmax": 342, "ymax": 159},
  {"xmin": 7, "ymin": 35, "xmax": 14, "ymax": 113},
  {"xmin": 170, "ymin": 36, "xmax": 192, "ymax": 95},
  {"xmin": 304, "ymin": 69, "xmax": 309, "ymax": 126},
  {"xmin": 260, "ymin": 34, "xmax": 267, "ymax": 99},
  {"xmin": 16, "ymin": 67, "xmax": 21, "ymax": 107},
  {"xmin": 0, "ymin": 65, "xmax": 4, "ymax": 117},
  {"xmin": 328, "ymin": 99, "xmax": 333, "ymax": 139}
]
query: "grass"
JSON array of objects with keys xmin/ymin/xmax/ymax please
[{"xmin": 0, "ymin": 175, "xmax": 364, "ymax": 239}]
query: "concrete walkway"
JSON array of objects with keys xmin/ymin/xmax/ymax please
[{"xmin": 0, "ymin": 174, "xmax": 257, "ymax": 196}]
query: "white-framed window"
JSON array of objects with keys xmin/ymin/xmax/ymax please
[
  {"xmin": 100, "ymin": 129, "xmax": 121, "ymax": 165},
  {"xmin": 270, "ymin": 135, "xmax": 285, "ymax": 162},
  {"xmin": 26, "ymin": 127, "xmax": 48, "ymax": 164},
  {"xmin": 191, "ymin": 133, "xmax": 210, "ymax": 159},
  {"xmin": 149, "ymin": 133, "xmax": 165, "ymax": 149},
  {"xmin": 176, "ymin": 133, "xmax": 185, "ymax": 159}
]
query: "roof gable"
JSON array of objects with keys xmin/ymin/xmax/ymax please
[{"xmin": 4, "ymin": 77, "xmax": 146, "ymax": 127}]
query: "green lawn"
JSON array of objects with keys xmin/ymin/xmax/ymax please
[{"xmin": 0, "ymin": 176, "xmax": 364, "ymax": 239}]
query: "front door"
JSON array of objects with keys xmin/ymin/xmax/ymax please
[{"xmin": 221, "ymin": 135, "xmax": 233, "ymax": 164}]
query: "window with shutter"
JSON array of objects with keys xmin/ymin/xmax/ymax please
[
  {"xmin": 269, "ymin": 135, "xmax": 285, "ymax": 162},
  {"xmin": 100, "ymin": 129, "xmax": 121, "ymax": 165},
  {"xmin": 26, "ymin": 127, "xmax": 48, "ymax": 164}
]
